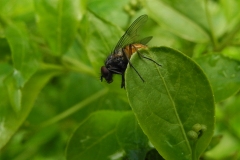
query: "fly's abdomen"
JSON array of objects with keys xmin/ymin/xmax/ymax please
[{"xmin": 123, "ymin": 43, "xmax": 147, "ymax": 59}]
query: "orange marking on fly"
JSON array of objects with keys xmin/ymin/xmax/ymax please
[{"xmin": 123, "ymin": 43, "xmax": 147, "ymax": 59}]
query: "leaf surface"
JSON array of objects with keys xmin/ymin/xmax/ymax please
[
  {"xmin": 0, "ymin": 66, "xmax": 62, "ymax": 149},
  {"xmin": 35, "ymin": 0, "xmax": 81, "ymax": 56},
  {"xmin": 66, "ymin": 111, "xmax": 125, "ymax": 160},
  {"xmin": 195, "ymin": 54, "xmax": 240, "ymax": 102},
  {"xmin": 126, "ymin": 47, "xmax": 215, "ymax": 160},
  {"xmin": 66, "ymin": 111, "xmax": 150, "ymax": 160},
  {"xmin": 143, "ymin": 0, "xmax": 209, "ymax": 42}
]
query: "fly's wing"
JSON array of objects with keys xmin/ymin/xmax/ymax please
[
  {"xmin": 136, "ymin": 36, "xmax": 153, "ymax": 45},
  {"xmin": 113, "ymin": 15, "xmax": 150, "ymax": 54}
]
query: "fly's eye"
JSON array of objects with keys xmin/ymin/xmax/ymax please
[
  {"xmin": 101, "ymin": 66, "xmax": 109, "ymax": 76},
  {"xmin": 101, "ymin": 66, "xmax": 113, "ymax": 83}
]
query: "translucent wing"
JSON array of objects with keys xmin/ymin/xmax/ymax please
[
  {"xmin": 113, "ymin": 15, "xmax": 150, "ymax": 54},
  {"xmin": 136, "ymin": 36, "xmax": 153, "ymax": 45}
]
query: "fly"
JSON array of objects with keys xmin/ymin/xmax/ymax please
[{"xmin": 101, "ymin": 14, "xmax": 161, "ymax": 88}]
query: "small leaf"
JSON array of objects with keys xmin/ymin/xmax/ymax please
[
  {"xmin": 0, "ymin": 65, "xmax": 62, "ymax": 149},
  {"xmin": 4, "ymin": 75, "xmax": 22, "ymax": 112},
  {"xmin": 5, "ymin": 22, "xmax": 39, "ymax": 112},
  {"xmin": 66, "ymin": 111, "xmax": 125, "ymax": 160},
  {"xmin": 35, "ymin": 0, "xmax": 81, "ymax": 56},
  {"xmin": 126, "ymin": 47, "xmax": 215, "ymax": 160},
  {"xmin": 195, "ymin": 54, "xmax": 240, "ymax": 102},
  {"xmin": 143, "ymin": 0, "xmax": 209, "ymax": 42},
  {"xmin": 5, "ymin": 23, "xmax": 39, "ymax": 87}
]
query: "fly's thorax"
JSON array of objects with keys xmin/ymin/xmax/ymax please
[{"xmin": 114, "ymin": 48, "xmax": 124, "ymax": 57}]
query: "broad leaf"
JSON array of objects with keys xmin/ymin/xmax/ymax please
[
  {"xmin": 35, "ymin": 0, "xmax": 81, "ymax": 56},
  {"xmin": 143, "ymin": 0, "xmax": 209, "ymax": 42},
  {"xmin": 66, "ymin": 111, "xmax": 150, "ymax": 160},
  {"xmin": 126, "ymin": 47, "xmax": 215, "ymax": 160},
  {"xmin": 195, "ymin": 54, "xmax": 240, "ymax": 102},
  {"xmin": 116, "ymin": 112, "xmax": 150, "ymax": 160},
  {"xmin": 66, "ymin": 111, "xmax": 125, "ymax": 160}
]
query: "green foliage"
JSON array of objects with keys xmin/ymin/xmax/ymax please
[
  {"xmin": 195, "ymin": 54, "xmax": 240, "ymax": 102},
  {"xmin": 0, "ymin": 0, "xmax": 240, "ymax": 160},
  {"xmin": 66, "ymin": 111, "xmax": 149, "ymax": 160},
  {"xmin": 126, "ymin": 47, "xmax": 214, "ymax": 160}
]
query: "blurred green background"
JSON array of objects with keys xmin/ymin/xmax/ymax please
[{"xmin": 0, "ymin": 0, "xmax": 240, "ymax": 159}]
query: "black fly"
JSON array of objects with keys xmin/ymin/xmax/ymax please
[{"xmin": 101, "ymin": 14, "xmax": 161, "ymax": 88}]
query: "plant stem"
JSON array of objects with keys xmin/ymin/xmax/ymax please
[
  {"xmin": 39, "ymin": 88, "xmax": 109, "ymax": 128},
  {"xmin": 204, "ymin": 0, "xmax": 218, "ymax": 50},
  {"xmin": 216, "ymin": 21, "xmax": 240, "ymax": 51}
]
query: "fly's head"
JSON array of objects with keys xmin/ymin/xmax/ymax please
[
  {"xmin": 101, "ymin": 55, "xmax": 114, "ymax": 83},
  {"xmin": 101, "ymin": 66, "xmax": 113, "ymax": 83}
]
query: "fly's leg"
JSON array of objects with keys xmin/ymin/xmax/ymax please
[
  {"xmin": 133, "ymin": 45, "xmax": 162, "ymax": 67},
  {"xmin": 121, "ymin": 74, "xmax": 125, "ymax": 88},
  {"xmin": 123, "ymin": 45, "xmax": 145, "ymax": 83}
]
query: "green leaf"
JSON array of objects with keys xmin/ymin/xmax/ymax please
[
  {"xmin": 145, "ymin": 149, "xmax": 165, "ymax": 160},
  {"xmin": 126, "ymin": 47, "xmax": 215, "ymax": 160},
  {"xmin": 66, "ymin": 111, "xmax": 125, "ymax": 160},
  {"xmin": 66, "ymin": 111, "xmax": 150, "ymax": 160},
  {"xmin": 0, "ymin": 38, "xmax": 11, "ymax": 60},
  {"xmin": 0, "ymin": 65, "xmax": 62, "ymax": 149},
  {"xmin": 143, "ymin": 0, "xmax": 210, "ymax": 42},
  {"xmin": 5, "ymin": 22, "xmax": 39, "ymax": 112},
  {"xmin": 0, "ymin": 0, "xmax": 34, "ymax": 20},
  {"xmin": 87, "ymin": 0, "xmax": 129, "ymax": 28},
  {"xmin": 35, "ymin": 0, "xmax": 82, "ymax": 56},
  {"xmin": 116, "ymin": 112, "xmax": 150, "ymax": 160},
  {"xmin": 5, "ymin": 23, "xmax": 39, "ymax": 87},
  {"xmin": 195, "ymin": 54, "xmax": 240, "ymax": 102},
  {"xmin": 205, "ymin": 135, "xmax": 223, "ymax": 151}
]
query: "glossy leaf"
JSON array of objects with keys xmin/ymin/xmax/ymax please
[
  {"xmin": 66, "ymin": 111, "xmax": 150, "ymax": 160},
  {"xmin": 66, "ymin": 111, "xmax": 125, "ymax": 160},
  {"xmin": 143, "ymin": 0, "xmax": 209, "ymax": 42},
  {"xmin": 126, "ymin": 47, "xmax": 215, "ymax": 160},
  {"xmin": 195, "ymin": 54, "xmax": 240, "ymax": 102},
  {"xmin": 116, "ymin": 112, "xmax": 150, "ymax": 160},
  {"xmin": 35, "ymin": 0, "xmax": 81, "ymax": 56},
  {"xmin": 0, "ymin": 65, "xmax": 62, "ymax": 149}
]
